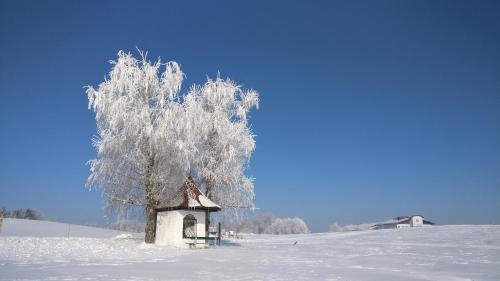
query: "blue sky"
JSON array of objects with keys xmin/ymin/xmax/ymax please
[{"xmin": 0, "ymin": 0, "xmax": 499, "ymax": 232}]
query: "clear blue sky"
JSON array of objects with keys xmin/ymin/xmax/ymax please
[{"xmin": 1, "ymin": 0, "xmax": 499, "ymax": 232}]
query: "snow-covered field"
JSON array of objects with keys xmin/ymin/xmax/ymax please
[
  {"xmin": 0, "ymin": 218, "xmax": 135, "ymax": 238},
  {"xmin": 1, "ymin": 219, "xmax": 499, "ymax": 281}
]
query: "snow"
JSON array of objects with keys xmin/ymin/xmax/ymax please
[
  {"xmin": 187, "ymin": 197, "xmax": 201, "ymax": 207},
  {"xmin": 0, "ymin": 218, "xmax": 135, "ymax": 238},
  {"xmin": 1, "ymin": 219, "xmax": 499, "ymax": 281},
  {"xmin": 197, "ymin": 194, "xmax": 220, "ymax": 208}
]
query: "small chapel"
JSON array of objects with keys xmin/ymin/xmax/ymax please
[{"xmin": 154, "ymin": 177, "xmax": 221, "ymax": 248}]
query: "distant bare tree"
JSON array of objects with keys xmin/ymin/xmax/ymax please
[{"xmin": 2, "ymin": 208, "xmax": 43, "ymax": 220}]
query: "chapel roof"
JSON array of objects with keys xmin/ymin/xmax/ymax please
[{"xmin": 155, "ymin": 177, "xmax": 221, "ymax": 212}]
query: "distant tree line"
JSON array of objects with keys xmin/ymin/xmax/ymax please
[
  {"xmin": 109, "ymin": 219, "xmax": 145, "ymax": 233},
  {"xmin": 224, "ymin": 214, "xmax": 310, "ymax": 235},
  {"xmin": 328, "ymin": 222, "xmax": 380, "ymax": 232},
  {"xmin": 0, "ymin": 207, "xmax": 43, "ymax": 220}
]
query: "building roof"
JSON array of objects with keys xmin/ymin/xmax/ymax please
[
  {"xmin": 372, "ymin": 215, "xmax": 435, "ymax": 228},
  {"xmin": 155, "ymin": 177, "xmax": 221, "ymax": 212},
  {"xmin": 393, "ymin": 215, "xmax": 424, "ymax": 221}
]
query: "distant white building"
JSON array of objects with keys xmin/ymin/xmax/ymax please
[
  {"xmin": 372, "ymin": 215, "xmax": 434, "ymax": 230},
  {"xmin": 154, "ymin": 177, "xmax": 221, "ymax": 248}
]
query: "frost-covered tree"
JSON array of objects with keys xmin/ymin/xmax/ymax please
[
  {"xmin": 184, "ymin": 75, "xmax": 258, "ymax": 210},
  {"xmin": 86, "ymin": 51, "xmax": 192, "ymax": 243},
  {"xmin": 86, "ymin": 50, "xmax": 259, "ymax": 243}
]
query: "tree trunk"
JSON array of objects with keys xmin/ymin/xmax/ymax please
[
  {"xmin": 145, "ymin": 191, "xmax": 156, "ymax": 243},
  {"xmin": 204, "ymin": 178, "xmax": 214, "ymax": 237},
  {"xmin": 144, "ymin": 156, "xmax": 156, "ymax": 244},
  {"xmin": 204, "ymin": 123, "xmax": 217, "ymax": 236}
]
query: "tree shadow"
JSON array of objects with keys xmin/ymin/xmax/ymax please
[{"xmin": 219, "ymin": 240, "xmax": 242, "ymax": 247}]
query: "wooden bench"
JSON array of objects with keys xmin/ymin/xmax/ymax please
[{"xmin": 186, "ymin": 236, "xmax": 219, "ymax": 248}]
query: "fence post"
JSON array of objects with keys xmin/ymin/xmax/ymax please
[{"xmin": 218, "ymin": 222, "xmax": 221, "ymax": 246}]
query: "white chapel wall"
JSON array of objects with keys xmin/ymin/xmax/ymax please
[{"xmin": 155, "ymin": 209, "xmax": 206, "ymax": 248}]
